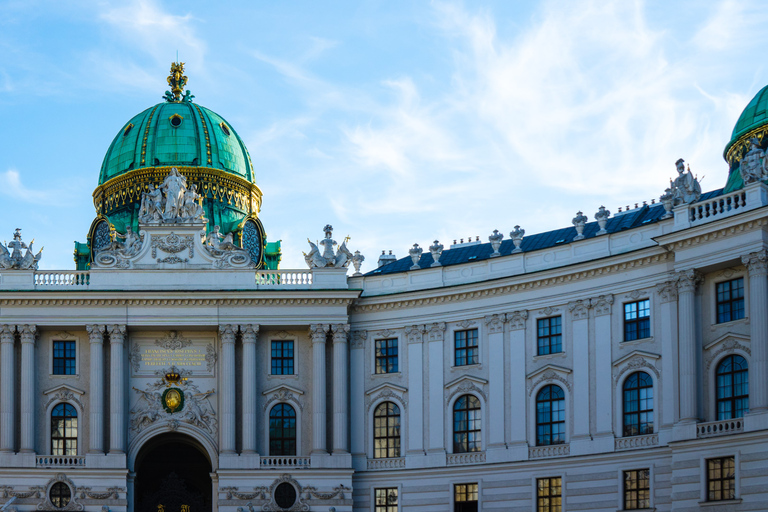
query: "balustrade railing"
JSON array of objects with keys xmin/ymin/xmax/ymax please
[
  {"xmin": 367, "ymin": 457, "xmax": 406, "ymax": 470},
  {"xmin": 615, "ymin": 434, "xmax": 658, "ymax": 451},
  {"xmin": 689, "ymin": 190, "xmax": 747, "ymax": 223},
  {"xmin": 446, "ymin": 452, "xmax": 486, "ymax": 465},
  {"xmin": 255, "ymin": 271, "xmax": 313, "ymax": 286},
  {"xmin": 34, "ymin": 271, "xmax": 90, "ymax": 286},
  {"xmin": 697, "ymin": 419, "xmax": 743, "ymax": 438},
  {"xmin": 36, "ymin": 455, "xmax": 86, "ymax": 467},
  {"xmin": 528, "ymin": 444, "xmax": 570, "ymax": 459},
  {"xmin": 260, "ymin": 456, "xmax": 311, "ymax": 468}
]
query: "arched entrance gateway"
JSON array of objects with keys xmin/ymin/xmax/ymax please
[{"xmin": 134, "ymin": 433, "xmax": 213, "ymax": 512}]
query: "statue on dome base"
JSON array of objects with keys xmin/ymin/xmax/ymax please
[
  {"xmin": 138, "ymin": 168, "xmax": 207, "ymax": 225},
  {"xmin": 304, "ymin": 225, "xmax": 356, "ymax": 269},
  {"xmin": 0, "ymin": 229, "xmax": 43, "ymax": 270},
  {"xmin": 740, "ymin": 137, "xmax": 767, "ymax": 184}
]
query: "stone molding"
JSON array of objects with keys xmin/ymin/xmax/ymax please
[
  {"xmin": 444, "ymin": 376, "xmax": 488, "ymax": 406},
  {"xmin": 612, "ymin": 351, "xmax": 661, "ymax": 385},
  {"xmin": 484, "ymin": 314, "xmax": 505, "ymax": 334},
  {"xmin": 455, "ymin": 319, "xmax": 476, "ymax": 329},
  {"xmin": 705, "ymin": 336, "xmax": 751, "ymax": 370},
  {"xmin": 405, "ymin": 326, "xmax": 422, "ymax": 344},
  {"xmin": 663, "ymin": 218, "xmax": 768, "ymax": 252},
  {"xmin": 43, "ymin": 384, "xmax": 86, "ymax": 411},
  {"xmin": 365, "ymin": 383, "xmax": 408, "ymax": 412},
  {"xmin": 39, "ymin": 474, "xmax": 84, "ymax": 511},
  {"xmin": 374, "ymin": 329, "xmax": 397, "ymax": 338},
  {"xmin": 590, "ymin": 294, "xmax": 614, "ymax": 316},
  {"xmin": 656, "ymin": 280, "xmax": 678, "ymax": 303},
  {"xmin": 424, "ymin": 322, "xmax": 446, "ymax": 343},
  {"xmin": 527, "ymin": 365, "xmax": 572, "ymax": 395},
  {"xmin": 262, "ymin": 384, "xmax": 305, "ymax": 412},
  {"xmin": 0, "ymin": 297, "xmax": 356, "ymax": 307},
  {"xmin": 507, "ymin": 310, "xmax": 528, "ymax": 330},
  {"xmin": 568, "ymin": 300, "xmax": 590, "ymax": 320},
  {"xmin": 350, "ymin": 330, "xmax": 367, "ymax": 348},
  {"xmin": 0, "ymin": 325, "xmax": 15, "ymax": 343},
  {"xmin": 742, "ymin": 249, "xmax": 768, "ymax": 277}
]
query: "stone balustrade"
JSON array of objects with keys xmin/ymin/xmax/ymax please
[
  {"xmin": 529, "ymin": 444, "xmax": 570, "ymax": 459},
  {"xmin": 33, "ymin": 271, "xmax": 90, "ymax": 286},
  {"xmin": 615, "ymin": 434, "xmax": 659, "ymax": 451},
  {"xmin": 696, "ymin": 418, "xmax": 743, "ymax": 438},
  {"xmin": 260, "ymin": 456, "xmax": 311, "ymax": 469},
  {"xmin": 446, "ymin": 452, "xmax": 486, "ymax": 466},
  {"xmin": 367, "ymin": 457, "xmax": 406, "ymax": 470},
  {"xmin": 36, "ymin": 455, "xmax": 86, "ymax": 468},
  {"xmin": 689, "ymin": 190, "xmax": 748, "ymax": 224},
  {"xmin": 255, "ymin": 270, "xmax": 313, "ymax": 286}
]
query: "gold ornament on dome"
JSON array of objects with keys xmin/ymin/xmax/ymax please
[{"xmin": 167, "ymin": 62, "xmax": 187, "ymax": 102}]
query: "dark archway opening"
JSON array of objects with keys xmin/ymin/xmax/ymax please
[{"xmin": 134, "ymin": 434, "xmax": 212, "ymax": 512}]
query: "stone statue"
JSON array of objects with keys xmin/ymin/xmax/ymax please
[
  {"xmin": 303, "ymin": 225, "xmax": 356, "ymax": 268},
  {"xmin": 139, "ymin": 184, "xmax": 163, "ymax": 222},
  {"xmin": 319, "ymin": 224, "xmax": 337, "ymax": 262},
  {"xmin": 0, "ymin": 229, "xmax": 43, "ymax": 270},
  {"xmin": 160, "ymin": 168, "xmax": 188, "ymax": 219},
  {"xmin": 139, "ymin": 169, "xmax": 207, "ymax": 224},
  {"xmin": 669, "ymin": 158, "xmax": 702, "ymax": 205},
  {"xmin": 740, "ymin": 137, "xmax": 766, "ymax": 184},
  {"xmin": 182, "ymin": 184, "xmax": 205, "ymax": 221}
]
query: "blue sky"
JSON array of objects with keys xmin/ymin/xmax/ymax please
[{"xmin": 1, "ymin": 0, "xmax": 767, "ymax": 271}]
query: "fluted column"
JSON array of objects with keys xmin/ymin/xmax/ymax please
[
  {"xmin": 87, "ymin": 325, "xmax": 106, "ymax": 453},
  {"xmin": 240, "ymin": 324, "xmax": 259, "ymax": 454},
  {"xmin": 219, "ymin": 325, "xmax": 236, "ymax": 454},
  {"xmin": 332, "ymin": 324, "xmax": 350, "ymax": 453},
  {"xmin": 0, "ymin": 325, "xmax": 15, "ymax": 453},
  {"xmin": 677, "ymin": 270, "xmax": 702, "ymax": 423},
  {"xmin": 109, "ymin": 324, "xmax": 126, "ymax": 453},
  {"xmin": 19, "ymin": 325, "xmax": 36, "ymax": 453},
  {"xmin": 743, "ymin": 250, "xmax": 768, "ymax": 412},
  {"xmin": 310, "ymin": 324, "xmax": 330, "ymax": 454}
]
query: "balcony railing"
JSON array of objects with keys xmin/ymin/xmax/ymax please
[
  {"xmin": 367, "ymin": 457, "xmax": 406, "ymax": 470},
  {"xmin": 34, "ymin": 271, "xmax": 90, "ymax": 286},
  {"xmin": 36, "ymin": 455, "xmax": 86, "ymax": 467},
  {"xmin": 254, "ymin": 270, "xmax": 313, "ymax": 286},
  {"xmin": 697, "ymin": 419, "xmax": 743, "ymax": 438},
  {"xmin": 615, "ymin": 433, "xmax": 658, "ymax": 451},
  {"xmin": 260, "ymin": 456, "xmax": 311, "ymax": 469},
  {"xmin": 529, "ymin": 444, "xmax": 570, "ymax": 459},
  {"xmin": 446, "ymin": 452, "xmax": 486, "ymax": 465},
  {"xmin": 689, "ymin": 190, "xmax": 748, "ymax": 223}
]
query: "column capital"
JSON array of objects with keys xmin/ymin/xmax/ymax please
[
  {"xmin": 108, "ymin": 324, "xmax": 126, "ymax": 337},
  {"xmin": 568, "ymin": 299, "xmax": 590, "ymax": 320},
  {"xmin": 484, "ymin": 314, "xmax": 506, "ymax": 334},
  {"xmin": 350, "ymin": 330, "xmax": 367, "ymax": 349},
  {"xmin": 656, "ymin": 280, "xmax": 679, "ymax": 303},
  {"xmin": 239, "ymin": 324, "xmax": 259, "ymax": 343},
  {"xmin": 424, "ymin": 322, "xmax": 446, "ymax": 342},
  {"xmin": 309, "ymin": 324, "xmax": 330, "ymax": 343},
  {"xmin": 405, "ymin": 325, "xmax": 423, "ymax": 344},
  {"xmin": 506, "ymin": 310, "xmax": 528, "ymax": 330},
  {"xmin": 0, "ymin": 325, "xmax": 15, "ymax": 341},
  {"xmin": 18, "ymin": 325, "xmax": 36, "ymax": 344},
  {"xmin": 331, "ymin": 324, "xmax": 350, "ymax": 344},
  {"xmin": 742, "ymin": 249, "xmax": 768, "ymax": 277},
  {"xmin": 590, "ymin": 294, "xmax": 614, "ymax": 316},
  {"xmin": 86, "ymin": 324, "xmax": 105, "ymax": 342},
  {"xmin": 219, "ymin": 324, "xmax": 236, "ymax": 342},
  {"xmin": 675, "ymin": 269, "xmax": 703, "ymax": 293}
]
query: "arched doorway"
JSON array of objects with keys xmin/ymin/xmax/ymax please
[{"xmin": 134, "ymin": 433, "xmax": 212, "ymax": 512}]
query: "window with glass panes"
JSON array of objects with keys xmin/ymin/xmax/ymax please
[
  {"xmin": 623, "ymin": 372, "xmax": 654, "ymax": 436},
  {"xmin": 269, "ymin": 403, "xmax": 296, "ymax": 456},
  {"xmin": 537, "ymin": 317, "xmax": 562, "ymax": 355},
  {"xmin": 51, "ymin": 403, "xmax": 77, "ymax": 455},
  {"xmin": 707, "ymin": 457, "xmax": 735, "ymax": 501},
  {"xmin": 454, "ymin": 483, "xmax": 478, "ymax": 512},
  {"xmin": 536, "ymin": 385, "xmax": 565, "ymax": 445},
  {"xmin": 53, "ymin": 340, "xmax": 76, "ymax": 375},
  {"xmin": 717, "ymin": 355, "xmax": 749, "ymax": 420},
  {"xmin": 271, "ymin": 340, "xmax": 294, "ymax": 375},
  {"xmin": 374, "ymin": 488, "xmax": 398, "ymax": 512},
  {"xmin": 453, "ymin": 395, "xmax": 481, "ymax": 453},
  {"xmin": 373, "ymin": 401, "xmax": 400, "ymax": 458},
  {"xmin": 375, "ymin": 338, "xmax": 398, "ymax": 374},
  {"xmin": 716, "ymin": 278, "xmax": 745, "ymax": 324},
  {"xmin": 623, "ymin": 469, "xmax": 650, "ymax": 510},
  {"xmin": 624, "ymin": 300, "xmax": 650, "ymax": 341},
  {"xmin": 454, "ymin": 329, "xmax": 478, "ymax": 366},
  {"xmin": 536, "ymin": 477, "xmax": 562, "ymax": 512}
]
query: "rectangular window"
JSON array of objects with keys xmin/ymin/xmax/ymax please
[
  {"xmin": 454, "ymin": 329, "xmax": 479, "ymax": 366},
  {"xmin": 623, "ymin": 469, "xmax": 650, "ymax": 510},
  {"xmin": 707, "ymin": 456, "xmax": 735, "ymax": 501},
  {"xmin": 270, "ymin": 340, "xmax": 294, "ymax": 375},
  {"xmin": 716, "ymin": 278, "xmax": 745, "ymax": 324},
  {"xmin": 374, "ymin": 488, "xmax": 398, "ymax": 512},
  {"xmin": 537, "ymin": 317, "xmax": 562, "ymax": 355},
  {"xmin": 537, "ymin": 477, "xmax": 562, "ymax": 512},
  {"xmin": 375, "ymin": 338, "xmax": 398, "ymax": 374},
  {"xmin": 624, "ymin": 299, "xmax": 651, "ymax": 341},
  {"xmin": 52, "ymin": 340, "xmax": 76, "ymax": 375},
  {"xmin": 454, "ymin": 483, "xmax": 478, "ymax": 512}
]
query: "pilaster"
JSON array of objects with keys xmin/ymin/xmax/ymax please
[
  {"xmin": 108, "ymin": 324, "xmax": 126, "ymax": 454},
  {"xmin": 485, "ymin": 313, "xmax": 506, "ymax": 456},
  {"xmin": 18, "ymin": 324, "xmax": 36, "ymax": 453},
  {"xmin": 568, "ymin": 300, "xmax": 591, "ymax": 449},
  {"xmin": 87, "ymin": 325, "xmax": 106, "ymax": 454},
  {"xmin": 507, "ymin": 311, "xmax": 528, "ymax": 459},
  {"xmin": 239, "ymin": 324, "xmax": 259, "ymax": 454},
  {"xmin": 675, "ymin": 269, "xmax": 702, "ymax": 428},
  {"xmin": 309, "ymin": 324, "xmax": 330, "ymax": 454},
  {"xmin": 743, "ymin": 250, "xmax": 768, "ymax": 426},
  {"xmin": 656, "ymin": 280, "xmax": 679, "ymax": 440},
  {"xmin": 219, "ymin": 324, "xmax": 237, "ymax": 454},
  {"xmin": 425, "ymin": 322, "xmax": 446, "ymax": 462},
  {"xmin": 0, "ymin": 325, "xmax": 15, "ymax": 453},
  {"xmin": 331, "ymin": 323, "xmax": 350, "ymax": 454},
  {"xmin": 349, "ymin": 330, "xmax": 367, "ymax": 465},
  {"xmin": 591, "ymin": 295, "xmax": 614, "ymax": 440},
  {"xmin": 405, "ymin": 325, "xmax": 425, "ymax": 463}
]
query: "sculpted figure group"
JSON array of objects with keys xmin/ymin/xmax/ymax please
[
  {"xmin": 138, "ymin": 168, "xmax": 206, "ymax": 224},
  {"xmin": 740, "ymin": 137, "xmax": 768, "ymax": 184},
  {"xmin": 661, "ymin": 158, "xmax": 702, "ymax": 207},
  {"xmin": 0, "ymin": 229, "xmax": 43, "ymax": 270},
  {"xmin": 303, "ymin": 224, "xmax": 354, "ymax": 269}
]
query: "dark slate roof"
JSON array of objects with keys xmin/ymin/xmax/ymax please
[{"xmin": 365, "ymin": 188, "xmax": 725, "ymax": 277}]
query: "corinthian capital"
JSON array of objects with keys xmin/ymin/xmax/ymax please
[
  {"xmin": 18, "ymin": 324, "xmax": 36, "ymax": 344},
  {"xmin": 309, "ymin": 324, "xmax": 330, "ymax": 343},
  {"xmin": 331, "ymin": 324, "xmax": 350, "ymax": 343},
  {"xmin": 0, "ymin": 325, "xmax": 15, "ymax": 342},
  {"xmin": 656, "ymin": 281, "xmax": 678, "ymax": 303},
  {"xmin": 86, "ymin": 324, "xmax": 105, "ymax": 343},
  {"xmin": 675, "ymin": 269, "xmax": 703, "ymax": 293},
  {"xmin": 240, "ymin": 324, "xmax": 259, "ymax": 343},
  {"xmin": 219, "ymin": 324, "xmax": 236, "ymax": 343},
  {"xmin": 742, "ymin": 249, "xmax": 768, "ymax": 277}
]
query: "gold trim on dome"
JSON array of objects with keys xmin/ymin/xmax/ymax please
[
  {"xmin": 193, "ymin": 104, "xmax": 213, "ymax": 165},
  {"xmin": 726, "ymin": 125, "xmax": 768, "ymax": 165},
  {"xmin": 92, "ymin": 166, "xmax": 262, "ymax": 216},
  {"xmin": 140, "ymin": 105, "xmax": 159, "ymax": 166}
]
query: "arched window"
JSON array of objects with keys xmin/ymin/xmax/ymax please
[
  {"xmin": 269, "ymin": 403, "xmax": 297, "ymax": 456},
  {"xmin": 453, "ymin": 394, "xmax": 481, "ymax": 453},
  {"xmin": 373, "ymin": 401, "xmax": 401, "ymax": 459},
  {"xmin": 51, "ymin": 403, "xmax": 77, "ymax": 455},
  {"xmin": 717, "ymin": 355, "xmax": 749, "ymax": 420},
  {"xmin": 623, "ymin": 372, "xmax": 654, "ymax": 436},
  {"xmin": 536, "ymin": 385, "xmax": 565, "ymax": 446}
]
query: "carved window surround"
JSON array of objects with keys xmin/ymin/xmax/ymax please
[
  {"xmin": 444, "ymin": 375, "xmax": 488, "ymax": 407},
  {"xmin": 526, "ymin": 364, "xmax": 572, "ymax": 396},
  {"xmin": 612, "ymin": 350, "xmax": 661, "ymax": 386}
]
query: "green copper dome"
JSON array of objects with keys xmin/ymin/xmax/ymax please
[
  {"xmin": 729, "ymin": 84, "xmax": 768, "ymax": 143},
  {"xmin": 723, "ymin": 84, "xmax": 768, "ymax": 193},
  {"xmin": 99, "ymin": 101, "xmax": 254, "ymax": 185}
]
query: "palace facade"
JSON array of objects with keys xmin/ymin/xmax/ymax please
[{"xmin": 1, "ymin": 65, "xmax": 768, "ymax": 512}]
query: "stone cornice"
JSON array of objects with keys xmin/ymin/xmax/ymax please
[
  {"xmin": 0, "ymin": 297, "xmax": 356, "ymax": 307},
  {"xmin": 654, "ymin": 215, "xmax": 768, "ymax": 251}
]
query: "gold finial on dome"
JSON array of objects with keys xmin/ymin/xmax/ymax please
[{"xmin": 165, "ymin": 62, "xmax": 188, "ymax": 102}]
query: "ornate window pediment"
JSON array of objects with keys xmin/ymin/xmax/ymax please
[
  {"xmin": 43, "ymin": 384, "xmax": 85, "ymax": 410},
  {"xmin": 444, "ymin": 375, "xmax": 487, "ymax": 406},
  {"xmin": 262, "ymin": 384, "xmax": 305, "ymax": 411},
  {"xmin": 365, "ymin": 382, "xmax": 408, "ymax": 411},
  {"xmin": 612, "ymin": 350, "xmax": 660, "ymax": 384},
  {"xmin": 704, "ymin": 333, "xmax": 751, "ymax": 369},
  {"xmin": 527, "ymin": 364, "xmax": 571, "ymax": 395}
]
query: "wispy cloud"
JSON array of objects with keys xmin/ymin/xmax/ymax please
[{"xmin": 0, "ymin": 169, "xmax": 67, "ymax": 205}]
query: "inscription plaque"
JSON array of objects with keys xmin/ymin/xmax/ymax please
[{"xmin": 129, "ymin": 334, "xmax": 217, "ymax": 376}]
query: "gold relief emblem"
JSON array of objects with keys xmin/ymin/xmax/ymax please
[{"xmin": 161, "ymin": 387, "xmax": 184, "ymax": 413}]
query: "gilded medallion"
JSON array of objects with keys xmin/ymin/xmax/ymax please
[{"xmin": 161, "ymin": 387, "xmax": 185, "ymax": 413}]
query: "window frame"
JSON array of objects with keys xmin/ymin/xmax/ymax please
[
  {"xmin": 715, "ymin": 354, "xmax": 749, "ymax": 420},
  {"xmin": 535, "ymin": 476, "xmax": 563, "ymax": 512},
  {"xmin": 453, "ymin": 328, "xmax": 479, "ymax": 367},
  {"xmin": 52, "ymin": 340, "xmax": 77, "ymax": 376},
  {"xmin": 48, "ymin": 335, "xmax": 80, "ymax": 377},
  {"xmin": 374, "ymin": 338, "xmax": 399, "ymax": 375},
  {"xmin": 622, "ymin": 371, "xmax": 654, "ymax": 437},
  {"xmin": 270, "ymin": 339, "xmax": 295, "ymax": 376},
  {"xmin": 452, "ymin": 394, "xmax": 482, "ymax": 453},
  {"xmin": 536, "ymin": 316, "xmax": 563, "ymax": 356},
  {"xmin": 715, "ymin": 277, "xmax": 746, "ymax": 324},
  {"xmin": 372, "ymin": 486, "xmax": 400, "ymax": 512},
  {"xmin": 705, "ymin": 456, "xmax": 737, "ymax": 502},
  {"xmin": 622, "ymin": 468, "xmax": 651, "ymax": 510},
  {"xmin": 535, "ymin": 384, "xmax": 566, "ymax": 446},
  {"xmin": 623, "ymin": 299, "xmax": 651, "ymax": 342},
  {"xmin": 50, "ymin": 402, "xmax": 78, "ymax": 456},
  {"xmin": 453, "ymin": 482, "xmax": 479, "ymax": 512},
  {"xmin": 268, "ymin": 402, "xmax": 297, "ymax": 456},
  {"xmin": 373, "ymin": 401, "xmax": 401, "ymax": 459}
]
